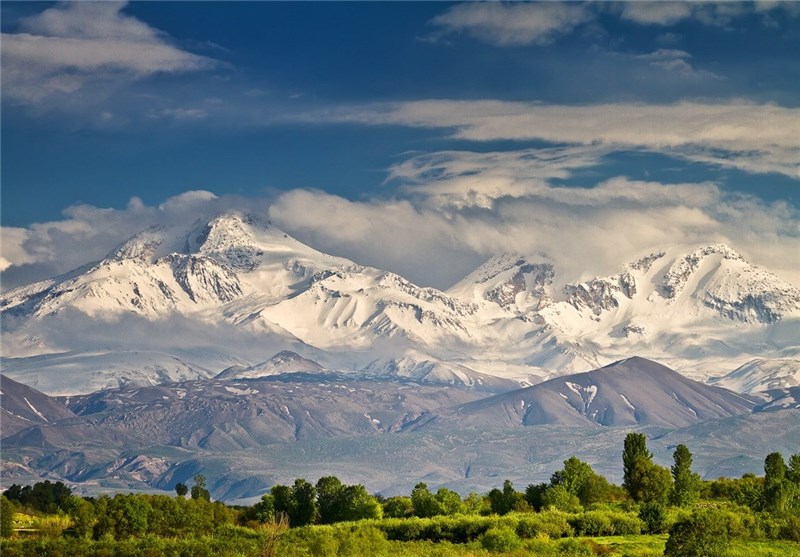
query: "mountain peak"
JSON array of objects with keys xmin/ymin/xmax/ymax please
[
  {"xmin": 447, "ymin": 253, "xmax": 555, "ymax": 312},
  {"xmin": 215, "ymin": 350, "xmax": 325, "ymax": 380}
]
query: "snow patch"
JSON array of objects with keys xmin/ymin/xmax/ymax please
[{"xmin": 23, "ymin": 397, "xmax": 48, "ymax": 422}]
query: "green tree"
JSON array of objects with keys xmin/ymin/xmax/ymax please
[
  {"xmin": 435, "ymin": 487, "xmax": 465, "ymax": 515},
  {"xmin": 289, "ymin": 478, "xmax": 317, "ymax": 526},
  {"xmin": 107, "ymin": 494, "xmax": 150, "ymax": 538},
  {"xmin": 622, "ymin": 432, "xmax": 653, "ymax": 500},
  {"xmin": 788, "ymin": 453, "xmax": 800, "ymax": 485},
  {"xmin": 252, "ymin": 493, "xmax": 276, "ymax": 523},
  {"xmin": 66, "ymin": 496, "xmax": 96, "ymax": 539},
  {"xmin": 664, "ymin": 508, "xmax": 730, "ymax": 557},
  {"xmin": 316, "ymin": 476, "xmax": 345, "ymax": 524},
  {"xmin": 524, "ymin": 482, "xmax": 548, "ymax": 511},
  {"xmin": 488, "ymin": 480, "xmax": 520, "ymax": 515},
  {"xmin": 382, "ymin": 496, "xmax": 413, "ymax": 518},
  {"xmin": 174, "ymin": 483, "xmax": 188, "ymax": 498},
  {"xmin": 551, "ymin": 456, "xmax": 592, "ymax": 495},
  {"xmin": 411, "ymin": 482, "xmax": 443, "ymax": 517},
  {"xmin": 463, "ymin": 492, "xmax": 486, "ymax": 514},
  {"xmin": 190, "ymin": 474, "xmax": 211, "ymax": 502},
  {"xmin": 1, "ymin": 496, "xmax": 15, "ymax": 538},
  {"xmin": 550, "ymin": 456, "xmax": 613, "ymax": 506},
  {"xmin": 338, "ymin": 485, "xmax": 382, "ymax": 521},
  {"xmin": 540, "ymin": 484, "xmax": 582, "ymax": 513},
  {"xmin": 670, "ymin": 444, "xmax": 701, "ymax": 507},
  {"xmin": 628, "ymin": 457, "xmax": 672, "ymax": 505},
  {"xmin": 271, "ymin": 484, "xmax": 293, "ymax": 522},
  {"xmin": 762, "ymin": 452, "xmax": 789, "ymax": 515}
]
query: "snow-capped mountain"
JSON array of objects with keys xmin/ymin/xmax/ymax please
[
  {"xmin": 709, "ymin": 359, "xmax": 800, "ymax": 394},
  {"xmin": 216, "ymin": 351, "xmax": 325, "ymax": 380},
  {"xmin": 2, "ymin": 212, "xmax": 799, "ymax": 395}
]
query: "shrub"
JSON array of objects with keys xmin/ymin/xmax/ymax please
[
  {"xmin": 664, "ymin": 508, "xmax": 730, "ymax": 557},
  {"xmin": 337, "ymin": 526, "xmax": 388, "ymax": 557},
  {"xmin": 556, "ymin": 537, "xmax": 593, "ymax": 556},
  {"xmin": 639, "ymin": 502, "xmax": 667, "ymax": 534},
  {"xmin": 479, "ymin": 526, "xmax": 520, "ymax": 553}
]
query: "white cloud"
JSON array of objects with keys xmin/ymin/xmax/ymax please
[
  {"xmin": 3, "ymin": 171, "xmax": 799, "ymax": 295},
  {"xmin": 635, "ymin": 48, "xmax": 723, "ymax": 80},
  {"xmin": 307, "ymin": 100, "xmax": 800, "ymax": 179},
  {"xmin": 621, "ymin": 2, "xmax": 696, "ymax": 26},
  {"xmin": 267, "ymin": 181, "xmax": 800, "ymax": 290},
  {"xmin": 387, "ymin": 146, "xmax": 612, "ymax": 209},
  {"xmin": 429, "ymin": 2, "xmax": 594, "ymax": 46},
  {"xmin": 621, "ymin": 1, "xmax": 800, "ymax": 27},
  {"xmin": 1, "ymin": 2, "xmax": 216, "ymax": 105}
]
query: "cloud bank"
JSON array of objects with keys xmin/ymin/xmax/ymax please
[
  {"xmin": 1, "ymin": 1, "xmax": 216, "ymax": 105},
  {"xmin": 4, "ymin": 148, "xmax": 798, "ymax": 293},
  {"xmin": 429, "ymin": 2, "xmax": 593, "ymax": 46},
  {"xmin": 307, "ymin": 100, "xmax": 800, "ymax": 180},
  {"xmin": 428, "ymin": 1, "xmax": 800, "ymax": 47}
]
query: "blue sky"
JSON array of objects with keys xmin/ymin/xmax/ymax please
[{"xmin": 1, "ymin": 1, "xmax": 799, "ymax": 289}]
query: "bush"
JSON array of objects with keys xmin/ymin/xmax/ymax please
[
  {"xmin": 556, "ymin": 537, "xmax": 593, "ymax": 556},
  {"xmin": 479, "ymin": 526, "xmax": 520, "ymax": 553},
  {"xmin": 515, "ymin": 512, "xmax": 573, "ymax": 539},
  {"xmin": 664, "ymin": 508, "xmax": 731, "ymax": 557},
  {"xmin": 337, "ymin": 526, "xmax": 388, "ymax": 557},
  {"xmin": 639, "ymin": 502, "xmax": 667, "ymax": 534},
  {"xmin": 779, "ymin": 515, "xmax": 800, "ymax": 541}
]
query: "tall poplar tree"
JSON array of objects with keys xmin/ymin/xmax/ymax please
[{"xmin": 670, "ymin": 444, "xmax": 701, "ymax": 507}]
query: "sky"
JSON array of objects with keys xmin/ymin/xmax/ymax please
[{"xmin": 1, "ymin": 1, "xmax": 799, "ymax": 291}]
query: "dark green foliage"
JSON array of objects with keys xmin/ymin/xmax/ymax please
[
  {"xmin": 550, "ymin": 456, "xmax": 614, "ymax": 507},
  {"xmin": 190, "ymin": 474, "xmax": 211, "ymax": 502},
  {"xmin": 271, "ymin": 484, "xmax": 293, "ymax": 520},
  {"xmin": 479, "ymin": 526, "xmax": 520, "ymax": 552},
  {"xmin": 290, "ymin": 479, "xmax": 317, "ymax": 527},
  {"xmin": 174, "ymin": 483, "xmax": 188, "ymax": 498},
  {"xmin": 435, "ymin": 488, "xmax": 464, "ymax": 516},
  {"xmin": 270, "ymin": 480, "xmax": 318, "ymax": 526},
  {"xmin": 1, "ymin": 496, "xmax": 14, "ymax": 538},
  {"xmin": 665, "ymin": 508, "xmax": 731, "ymax": 557},
  {"xmin": 382, "ymin": 496, "xmax": 413, "ymax": 518},
  {"xmin": 671, "ymin": 444, "xmax": 701, "ymax": 507},
  {"xmin": 626, "ymin": 457, "xmax": 672, "ymax": 504},
  {"xmin": 622, "ymin": 432, "xmax": 652, "ymax": 498},
  {"xmin": 410, "ymin": 483, "xmax": 443, "ymax": 518},
  {"xmin": 638, "ymin": 501, "xmax": 667, "ymax": 534},
  {"xmin": 2, "ymin": 481, "xmax": 72, "ymax": 514},
  {"xmin": 788, "ymin": 453, "xmax": 800, "ymax": 485},
  {"xmin": 525, "ymin": 482, "xmax": 548, "ymax": 511},
  {"xmin": 316, "ymin": 476, "xmax": 344, "ymax": 524},
  {"xmin": 239, "ymin": 493, "xmax": 276, "ymax": 523},
  {"xmin": 762, "ymin": 452, "xmax": 790, "ymax": 515},
  {"xmin": 705, "ymin": 474, "xmax": 763, "ymax": 508},
  {"xmin": 488, "ymin": 480, "xmax": 519, "ymax": 515},
  {"xmin": 315, "ymin": 477, "xmax": 381, "ymax": 523},
  {"xmin": 65, "ymin": 496, "xmax": 95, "ymax": 539}
]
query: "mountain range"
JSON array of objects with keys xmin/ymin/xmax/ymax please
[
  {"xmin": 2, "ymin": 212, "xmax": 799, "ymax": 396},
  {"xmin": 1, "ymin": 355, "xmax": 798, "ymax": 500},
  {"xmin": 2, "ymin": 211, "xmax": 800, "ymax": 499}
]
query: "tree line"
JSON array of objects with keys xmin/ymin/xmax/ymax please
[{"xmin": 2, "ymin": 433, "xmax": 799, "ymax": 557}]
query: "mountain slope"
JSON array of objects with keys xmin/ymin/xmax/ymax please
[
  {"xmin": 445, "ymin": 357, "xmax": 757, "ymax": 429},
  {"xmin": 0, "ymin": 375, "xmax": 77, "ymax": 436},
  {"xmin": 2, "ymin": 211, "xmax": 799, "ymax": 395}
]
